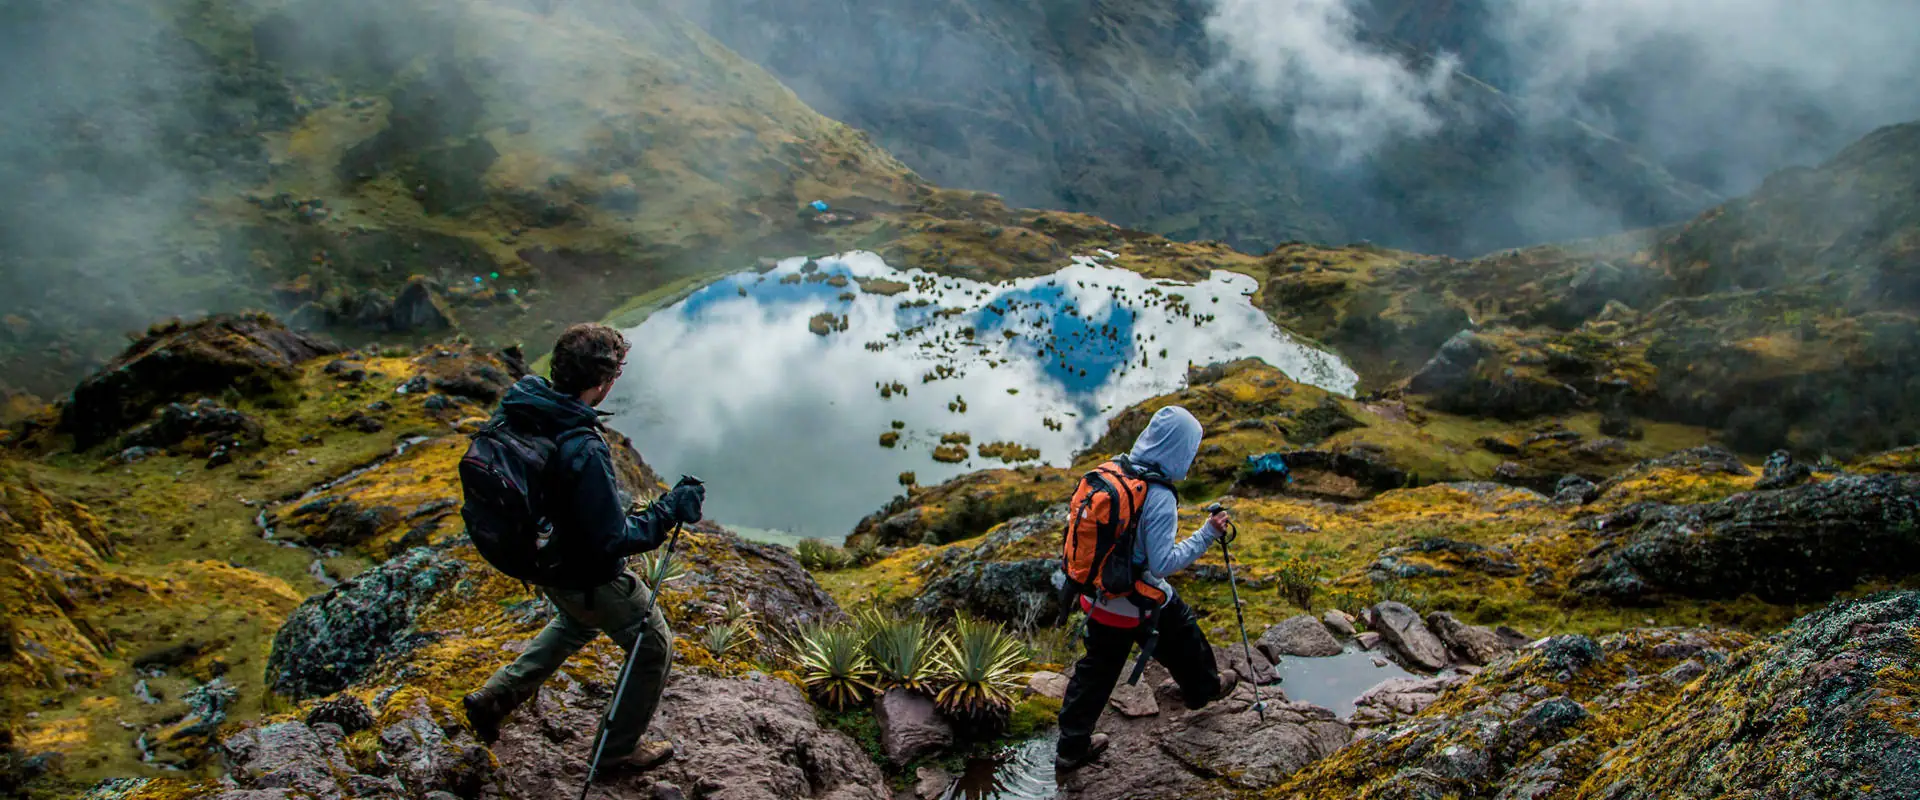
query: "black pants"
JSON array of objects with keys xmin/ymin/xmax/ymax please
[{"xmin": 1057, "ymin": 595, "xmax": 1222, "ymax": 759}]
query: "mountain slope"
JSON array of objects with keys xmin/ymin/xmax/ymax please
[
  {"xmin": 667, "ymin": 0, "xmax": 1715, "ymax": 256},
  {"xmin": 0, "ymin": 0, "xmax": 922, "ymax": 398}
]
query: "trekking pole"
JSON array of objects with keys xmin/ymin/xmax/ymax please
[
  {"xmin": 1208, "ymin": 503, "xmax": 1267, "ymax": 723},
  {"xmin": 577, "ymin": 475, "xmax": 702, "ymax": 800}
]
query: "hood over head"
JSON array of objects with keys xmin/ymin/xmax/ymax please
[
  {"xmin": 500, "ymin": 375, "xmax": 606, "ymax": 434},
  {"xmin": 1128, "ymin": 405, "xmax": 1203, "ymax": 481}
]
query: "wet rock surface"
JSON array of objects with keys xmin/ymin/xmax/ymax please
[
  {"xmin": 58, "ymin": 313, "xmax": 338, "ymax": 448},
  {"xmin": 1575, "ymin": 473, "xmax": 1920, "ymax": 602}
]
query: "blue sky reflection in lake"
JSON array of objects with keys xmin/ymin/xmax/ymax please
[{"xmin": 601, "ymin": 251, "xmax": 1356, "ymax": 543}]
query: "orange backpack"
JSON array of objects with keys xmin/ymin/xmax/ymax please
[{"xmin": 1061, "ymin": 455, "xmax": 1173, "ymax": 610}]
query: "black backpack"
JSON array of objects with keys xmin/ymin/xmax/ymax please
[{"xmin": 458, "ymin": 417, "xmax": 597, "ymax": 585}]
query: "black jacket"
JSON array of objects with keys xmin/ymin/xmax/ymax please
[{"xmin": 498, "ymin": 375, "xmax": 674, "ymax": 589}]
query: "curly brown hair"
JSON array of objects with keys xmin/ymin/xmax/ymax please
[{"xmin": 549, "ymin": 323, "xmax": 630, "ymax": 395}]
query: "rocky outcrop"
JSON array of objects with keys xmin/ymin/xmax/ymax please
[
  {"xmin": 264, "ymin": 543, "xmax": 467, "ymax": 699},
  {"xmin": 1580, "ymin": 592, "xmax": 1920, "ymax": 797},
  {"xmin": 221, "ymin": 721, "xmax": 359, "ymax": 800},
  {"xmin": 1280, "ymin": 594, "xmax": 1920, "ymax": 799},
  {"xmin": 909, "ymin": 507, "xmax": 1065, "ymax": 623},
  {"xmin": 1574, "ymin": 474, "xmax": 1920, "ymax": 603},
  {"xmin": 389, "ymin": 277, "xmax": 456, "ymax": 333},
  {"xmin": 1257, "ymin": 615, "xmax": 1344, "ymax": 660},
  {"xmin": 118, "ymin": 399, "xmax": 266, "ymax": 466},
  {"xmin": 1425, "ymin": 612, "xmax": 1517, "ymax": 667},
  {"xmin": 1406, "ymin": 326, "xmax": 1649, "ymax": 421},
  {"xmin": 1369, "ymin": 602, "xmax": 1449, "ymax": 672},
  {"xmin": 57, "ymin": 314, "xmax": 337, "ymax": 449}
]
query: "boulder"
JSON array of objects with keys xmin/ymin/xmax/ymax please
[
  {"xmin": 909, "ymin": 507, "xmax": 1067, "ymax": 623},
  {"xmin": 1257, "ymin": 615, "xmax": 1344, "ymax": 660},
  {"xmin": 1027, "ymin": 670, "xmax": 1068, "ymax": 700},
  {"xmin": 1369, "ymin": 602, "xmax": 1449, "ymax": 671},
  {"xmin": 1755, "ymin": 449, "xmax": 1813, "ymax": 490},
  {"xmin": 1215, "ymin": 643, "xmax": 1277, "ymax": 686},
  {"xmin": 390, "ymin": 277, "xmax": 455, "ymax": 332},
  {"xmin": 911, "ymin": 767, "xmax": 953, "ymax": 800},
  {"xmin": 1355, "ymin": 631, "xmax": 1382, "ymax": 651},
  {"xmin": 1321, "ymin": 609, "xmax": 1356, "ymax": 638},
  {"xmin": 264, "ymin": 544, "xmax": 466, "ymax": 699},
  {"xmin": 378, "ymin": 710, "xmax": 494, "ymax": 797},
  {"xmin": 1425, "ymin": 612, "xmax": 1515, "ymax": 666},
  {"xmin": 221, "ymin": 722, "xmax": 351, "ymax": 800},
  {"xmin": 874, "ymin": 689, "xmax": 953, "ymax": 764},
  {"xmin": 1574, "ymin": 474, "xmax": 1920, "ymax": 603},
  {"xmin": 910, "ymin": 557, "xmax": 1057, "ymax": 623},
  {"xmin": 1406, "ymin": 329, "xmax": 1584, "ymax": 420},
  {"xmin": 59, "ymin": 313, "xmax": 338, "ymax": 448}
]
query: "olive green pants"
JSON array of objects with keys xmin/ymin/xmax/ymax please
[{"xmin": 481, "ymin": 570, "xmax": 673, "ymax": 761}]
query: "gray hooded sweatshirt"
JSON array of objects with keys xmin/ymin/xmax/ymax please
[{"xmin": 1083, "ymin": 405, "xmax": 1221, "ymax": 624}]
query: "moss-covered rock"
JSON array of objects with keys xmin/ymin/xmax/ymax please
[
  {"xmin": 56, "ymin": 314, "xmax": 339, "ymax": 450},
  {"xmin": 1573, "ymin": 474, "xmax": 1920, "ymax": 604}
]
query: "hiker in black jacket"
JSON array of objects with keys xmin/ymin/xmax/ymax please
[{"xmin": 462, "ymin": 323, "xmax": 704, "ymax": 772}]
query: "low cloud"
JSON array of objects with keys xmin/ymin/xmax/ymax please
[{"xmin": 1204, "ymin": 0, "xmax": 1457, "ymax": 160}]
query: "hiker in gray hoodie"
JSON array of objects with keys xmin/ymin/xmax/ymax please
[{"xmin": 1055, "ymin": 405, "xmax": 1238, "ymax": 772}]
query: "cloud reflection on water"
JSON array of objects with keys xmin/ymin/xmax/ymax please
[{"xmin": 602, "ymin": 251, "xmax": 1355, "ymax": 542}]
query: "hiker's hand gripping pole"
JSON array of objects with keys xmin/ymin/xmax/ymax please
[
  {"xmin": 1209, "ymin": 503, "xmax": 1268, "ymax": 723},
  {"xmin": 579, "ymin": 475, "xmax": 702, "ymax": 800}
]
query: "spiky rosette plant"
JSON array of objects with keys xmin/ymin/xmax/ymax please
[
  {"xmin": 785, "ymin": 622, "xmax": 878, "ymax": 711},
  {"xmin": 721, "ymin": 592, "xmax": 759, "ymax": 635},
  {"xmin": 933, "ymin": 615, "xmax": 1026, "ymax": 730},
  {"xmin": 703, "ymin": 621, "xmax": 747, "ymax": 659},
  {"xmin": 638, "ymin": 549, "xmax": 686, "ymax": 588},
  {"xmin": 856, "ymin": 607, "xmax": 943, "ymax": 694}
]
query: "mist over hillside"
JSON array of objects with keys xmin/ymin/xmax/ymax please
[{"xmin": 675, "ymin": 0, "xmax": 1920, "ymax": 254}]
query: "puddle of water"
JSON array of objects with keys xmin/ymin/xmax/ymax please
[
  {"xmin": 603, "ymin": 251, "xmax": 1357, "ymax": 541},
  {"xmin": 1273, "ymin": 643, "xmax": 1417, "ymax": 719},
  {"xmin": 945, "ymin": 735, "xmax": 1057, "ymax": 800}
]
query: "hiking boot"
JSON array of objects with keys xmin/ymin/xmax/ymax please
[
  {"xmin": 601, "ymin": 740, "xmax": 676, "ymax": 773},
  {"xmin": 462, "ymin": 686, "xmax": 530, "ymax": 745},
  {"xmin": 1167, "ymin": 669, "xmax": 1240, "ymax": 710},
  {"xmin": 1053, "ymin": 733, "xmax": 1110, "ymax": 773}
]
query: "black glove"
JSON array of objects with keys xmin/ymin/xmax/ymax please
[{"xmin": 661, "ymin": 482, "xmax": 705, "ymax": 524}]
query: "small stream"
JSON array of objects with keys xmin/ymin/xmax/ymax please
[
  {"xmin": 944, "ymin": 736, "xmax": 1058, "ymax": 800},
  {"xmin": 1274, "ymin": 644, "xmax": 1418, "ymax": 719},
  {"xmin": 253, "ymin": 435, "xmax": 434, "ymax": 588}
]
